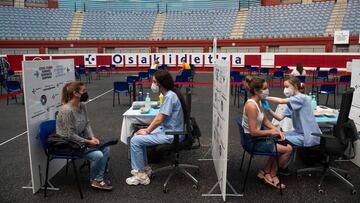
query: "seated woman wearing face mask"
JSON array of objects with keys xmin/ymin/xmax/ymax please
[
  {"xmin": 56, "ymin": 81, "xmax": 112, "ymax": 191},
  {"xmin": 126, "ymin": 70, "xmax": 187, "ymax": 186},
  {"xmin": 242, "ymin": 75, "xmax": 292, "ymax": 189},
  {"xmin": 264, "ymin": 77, "xmax": 321, "ymax": 147}
]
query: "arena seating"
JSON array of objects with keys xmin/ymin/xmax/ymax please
[
  {"xmin": 243, "ymin": 2, "xmax": 334, "ymax": 38},
  {"xmin": 80, "ymin": 11, "xmax": 157, "ymax": 40},
  {"xmin": 1, "ymin": 1, "xmax": 359, "ymax": 41},
  {"xmin": 162, "ymin": 9, "xmax": 237, "ymax": 40},
  {"xmin": 0, "ymin": 7, "xmax": 73, "ymax": 40},
  {"xmin": 25, "ymin": 0, "xmax": 48, "ymax": 3},
  {"xmin": 343, "ymin": 0, "xmax": 360, "ymax": 36}
]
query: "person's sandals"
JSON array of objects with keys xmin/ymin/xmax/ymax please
[
  {"xmin": 91, "ymin": 180, "xmax": 113, "ymax": 191},
  {"xmin": 263, "ymin": 174, "xmax": 286, "ymax": 189},
  {"xmin": 257, "ymin": 169, "xmax": 270, "ymax": 180}
]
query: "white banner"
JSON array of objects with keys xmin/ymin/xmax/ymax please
[
  {"xmin": 212, "ymin": 59, "xmax": 230, "ymax": 201},
  {"xmin": 334, "ymin": 30, "xmax": 350, "ymax": 45},
  {"xmin": 84, "ymin": 54, "xmax": 97, "ymax": 66},
  {"xmin": 23, "ymin": 59, "xmax": 75, "ymax": 193},
  {"xmin": 350, "ymin": 59, "xmax": 360, "ymax": 167},
  {"xmin": 125, "ymin": 53, "xmax": 137, "ymax": 65},
  {"xmin": 261, "ymin": 53, "xmax": 275, "ymax": 66},
  {"xmin": 231, "ymin": 53, "xmax": 245, "ymax": 66}
]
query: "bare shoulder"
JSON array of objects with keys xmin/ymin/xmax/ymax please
[{"xmin": 244, "ymin": 101, "xmax": 257, "ymax": 112}]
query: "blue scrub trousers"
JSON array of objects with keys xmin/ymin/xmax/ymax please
[
  {"xmin": 130, "ymin": 127, "xmax": 184, "ymax": 170},
  {"xmin": 284, "ymin": 131, "xmax": 304, "ymax": 146}
]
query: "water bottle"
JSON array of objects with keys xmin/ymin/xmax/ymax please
[
  {"xmin": 138, "ymin": 91, "xmax": 143, "ymax": 101},
  {"xmin": 310, "ymin": 94, "xmax": 317, "ymax": 112},
  {"xmin": 159, "ymin": 93, "xmax": 163, "ymax": 105},
  {"xmin": 145, "ymin": 93, "xmax": 151, "ymax": 109}
]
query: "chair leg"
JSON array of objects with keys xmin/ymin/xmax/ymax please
[
  {"xmin": 329, "ymin": 168, "xmax": 354, "ymax": 189},
  {"xmin": 44, "ymin": 155, "xmax": 50, "ymax": 197},
  {"xmin": 325, "ymin": 94, "xmax": 329, "ymax": 106},
  {"xmin": 128, "ymin": 92, "xmax": 132, "ymax": 106},
  {"xmin": 242, "ymin": 153, "xmax": 253, "ymax": 193},
  {"xmin": 240, "ymin": 150, "xmax": 246, "ymax": 171},
  {"xmin": 112, "ymin": 91, "xmax": 115, "ymax": 107},
  {"xmin": 118, "ymin": 92, "xmax": 120, "ymax": 105},
  {"xmin": 275, "ymin": 150, "xmax": 283, "ymax": 195},
  {"xmin": 72, "ymin": 159, "xmax": 83, "ymax": 199},
  {"xmin": 316, "ymin": 92, "xmax": 319, "ymax": 105},
  {"xmin": 333, "ymin": 93, "xmax": 336, "ymax": 108},
  {"xmin": 233, "ymin": 85, "xmax": 237, "ymax": 106},
  {"xmin": 65, "ymin": 159, "xmax": 69, "ymax": 176},
  {"xmin": 318, "ymin": 167, "xmax": 328, "ymax": 189}
]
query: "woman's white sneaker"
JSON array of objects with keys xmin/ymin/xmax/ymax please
[
  {"xmin": 126, "ymin": 172, "xmax": 150, "ymax": 185},
  {"xmin": 130, "ymin": 166, "xmax": 152, "ymax": 176}
]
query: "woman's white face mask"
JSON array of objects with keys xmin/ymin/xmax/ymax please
[
  {"xmin": 151, "ymin": 83, "xmax": 159, "ymax": 93},
  {"xmin": 260, "ymin": 88, "xmax": 269, "ymax": 99},
  {"xmin": 283, "ymin": 87, "xmax": 294, "ymax": 98}
]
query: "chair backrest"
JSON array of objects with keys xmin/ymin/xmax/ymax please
[
  {"xmin": 5, "ymin": 80, "xmax": 21, "ymax": 92},
  {"xmin": 339, "ymin": 75, "xmax": 351, "ymax": 82},
  {"xmin": 181, "ymin": 70, "xmax": 192, "ymax": 77},
  {"xmin": 317, "ymin": 71, "xmax": 328, "ymax": 78},
  {"xmin": 138, "ymin": 72, "xmax": 149, "ymax": 80},
  {"xmin": 329, "ymin": 68, "xmax": 338, "ymax": 75},
  {"xmin": 110, "ymin": 64, "xmax": 116, "ymax": 69},
  {"xmin": 296, "ymin": 75, "xmax": 306, "ymax": 83},
  {"xmin": 126, "ymin": 76, "xmax": 139, "ymax": 84},
  {"xmin": 159, "ymin": 64, "xmax": 168, "ymax": 69},
  {"xmin": 7, "ymin": 70, "xmax": 15, "ymax": 77},
  {"xmin": 320, "ymin": 84, "xmax": 336, "ymax": 93},
  {"xmin": 336, "ymin": 89, "xmax": 353, "ymax": 127},
  {"xmin": 235, "ymin": 116, "xmax": 250, "ymax": 151},
  {"xmin": 88, "ymin": 67, "xmax": 97, "ymax": 73},
  {"xmin": 273, "ymin": 71, "xmax": 284, "ymax": 78},
  {"xmin": 39, "ymin": 120, "xmax": 56, "ymax": 150},
  {"xmin": 230, "ymin": 71, "xmax": 240, "ymax": 80},
  {"xmin": 260, "ymin": 68, "xmax": 269, "ymax": 74},
  {"xmin": 148, "ymin": 69, "xmax": 157, "ymax": 75},
  {"xmin": 333, "ymin": 89, "xmax": 357, "ymax": 146},
  {"xmin": 280, "ymin": 66, "xmax": 289, "ymax": 72},
  {"xmin": 175, "ymin": 75, "xmax": 188, "ymax": 83},
  {"xmin": 99, "ymin": 66, "xmax": 107, "ymax": 71},
  {"xmin": 114, "ymin": 81, "xmax": 129, "ymax": 91},
  {"xmin": 250, "ymin": 66, "xmax": 259, "ymax": 72},
  {"xmin": 244, "ymin": 65, "xmax": 251, "ymax": 70}
]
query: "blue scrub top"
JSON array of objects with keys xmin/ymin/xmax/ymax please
[
  {"xmin": 282, "ymin": 93, "xmax": 321, "ymax": 147},
  {"xmin": 159, "ymin": 90, "xmax": 184, "ymax": 132}
]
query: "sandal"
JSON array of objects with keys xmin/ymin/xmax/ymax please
[
  {"xmin": 91, "ymin": 180, "xmax": 113, "ymax": 191},
  {"xmin": 257, "ymin": 169, "xmax": 270, "ymax": 180},
  {"xmin": 264, "ymin": 175, "xmax": 286, "ymax": 190}
]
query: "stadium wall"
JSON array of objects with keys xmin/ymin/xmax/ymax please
[{"xmin": 0, "ymin": 36, "xmax": 359, "ymax": 55}]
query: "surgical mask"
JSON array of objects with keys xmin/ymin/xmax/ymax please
[
  {"xmin": 260, "ymin": 88, "xmax": 269, "ymax": 99},
  {"xmin": 283, "ymin": 87, "xmax": 294, "ymax": 98},
  {"xmin": 151, "ymin": 83, "xmax": 159, "ymax": 93},
  {"xmin": 80, "ymin": 92, "xmax": 89, "ymax": 102}
]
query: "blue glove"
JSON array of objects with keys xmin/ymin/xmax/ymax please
[{"xmin": 261, "ymin": 99, "xmax": 271, "ymax": 111}]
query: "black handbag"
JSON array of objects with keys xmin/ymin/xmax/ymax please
[{"xmin": 47, "ymin": 133, "xmax": 86, "ymax": 155}]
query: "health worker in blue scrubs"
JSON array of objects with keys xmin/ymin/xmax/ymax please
[{"xmin": 126, "ymin": 70, "xmax": 187, "ymax": 186}]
